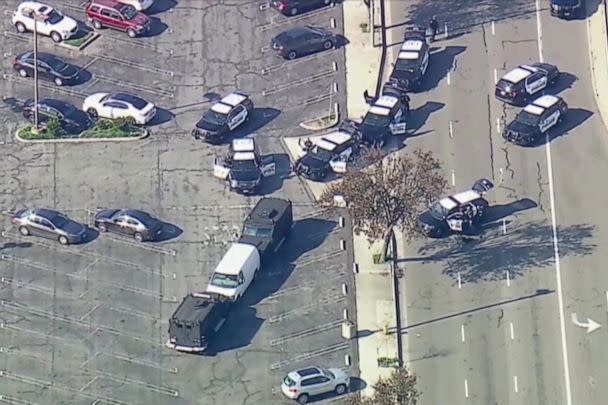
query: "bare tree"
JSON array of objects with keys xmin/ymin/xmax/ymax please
[
  {"xmin": 347, "ymin": 367, "xmax": 420, "ymax": 405},
  {"xmin": 320, "ymin": 148, "xmax": 446, "ymax": 261}
]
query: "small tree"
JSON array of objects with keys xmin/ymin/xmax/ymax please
[
  {"xmin": 320, "ymin": 148, "xmax": 447, "ymax": 261},
  {"xmin": 347, "ymin": 367, "xmax": 420, "ymax": 405},
  {"xmin": 44, "ymin": 117, "xmax": 64, "ymax": 137}
]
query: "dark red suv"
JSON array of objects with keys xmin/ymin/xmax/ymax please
[{"xmin": 86, "ymin": 0, "xmax": 150, "ymax": 38}]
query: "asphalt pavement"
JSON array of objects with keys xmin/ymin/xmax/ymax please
[
  {"xmin": 381, "ymin": 0, "xmax": 608, "ymax": 404},
  {"xmin": 0, "ymin": 1, "xmax": 356, "ymax": 404}
]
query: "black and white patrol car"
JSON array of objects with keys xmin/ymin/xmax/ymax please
[
  {"xmin": 359, "ymin": 95, "xmax": 408, "ymax": 146},
  {"xmin": 418, "ymin": 179, "xmax": 494, "ymax": 237},
  {"xmin": 503, "ymin": 94, "xmax": 568, "ymax": 146},
  {"xmin": 293, "ymin": 131, "xmax": 358, "ymax": 181},
  {"xmin": 389, "ymin": 30, "xmax": 429, "ymax": 91},
  {"xmin": 213, "ymin": 138, "xmax": 276, "ymax": 194},
  {"xmin": 495, "ymin": 63, "xmax": 560, "ymax": 105},
  {"xmin": 193, "ymin": 91, "xmax": 254, "ymax": 144}
]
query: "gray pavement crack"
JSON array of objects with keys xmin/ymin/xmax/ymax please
[
  {"xmin": 536, "ymin": 161, "xmax": 546, "ymax": 213},
  {"xmin": 497, "ymin": 309, "xmax": 504, "ymax": 327},
  {"xmin": 502, "ymin": 39, "xmax": 537, "ymax": 45}
]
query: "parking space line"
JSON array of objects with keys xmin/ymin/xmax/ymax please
[
  {"xmin": 2, "ymin": 75, "xmax": 89, "ymax": 99},
  {"xmin": 1, "ymin": 323, "xmax": 75, "ymax": 343},
  {"xmin": 3, "ymin": 30, "xmax": 29, "ymax": 43},
  {"xmin": 0, "ymin": 346, "xmax": 51, "ymax": 365},
  {"xmin": 268, "ymin": 292, "xmax": 345, "ymax": 323},
  {"xmin": 262, "ymin": 70, "xmax": 336, "ymax": 96},
  {"xmin": 261, "ymin": 50, "xmax": 341, "ymax": 74},
  {"xmin": 94, "ymin": 352, "xmax": 178, "ymax": 374},
  {"xmin": 79, "ymin": 369, "xmax": 179, "ymax": 397},
  {"xmin": 295, "ymin": 250, "xmax": 344, "ymax": 267},
  {"xmin": 80, "ymin": 57, "xmax": 99, "ymax": 71},
  {"xmin": 269, "ymin": 342, "xmax": 349, "ymax": 371},
  {"xmin": 270, "ymin": 320, "xmax": 343, "ymax": 346},
  {"xmin": 304, "ymin": 92, "xmax": 332, "ymax": 106},
  {"xmin": 258, "ymin": 7, "xmax": 333, "ymax": 31},
  {"xmin": 90, "ymin": 54, "xmax": 176, "ymax": 77},
  {"xmin": 0, "ymin": 394, "xmax": 38, "ymax": 405},
  {"xmin": 55, "ymin": 1, "xmax": 85, "ymax": 14},
  {"xmin": 101, "ymin": 34, "xmax": 173, "ymax": 55},
  {"xmin": 0, "ymin": 370, "xmax": 128, "ymax": 405},
  {"xmin": 94, "ymin": 74, "xmax": 174, "ymax": 99},
  {"xmin": 99, "ymin": 234, "xmax": 177, "ymax": 256}
]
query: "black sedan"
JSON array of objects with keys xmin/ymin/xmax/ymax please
[
  {"xmin": 271, "ymin": 26, "xmax": 336, "ymax": 60},
  {"xmin": 94, "ymin": 209, "xmax": 163, "ymax": 242},
  {"xmin": 270, "ymin": 0, "xmax": 333, "ymax": 16},
  {"xmin": 22, "ymin": 98, "xmax": 92, "ymax": 134},
  {"xmin": 12, "ymin": 208, "xmax": 87, "ymax": 245},
  {"xmin": 13, "ymin": 51, "xmax": 79, "ymax": 86}
]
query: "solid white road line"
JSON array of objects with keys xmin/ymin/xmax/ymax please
[
  {"xmin": 451, "ymin": 169, "xmax": 456, "ymax": 186},
  {"xmin": 496, "ymin": 117, "xmax": 501, "ymax": 133},
  {"xmin": 535, "ymin": 0, "xmax": 572, "ymax": 402},
  {"xmin": 514, "ymin": 375, "xmax": 519, "ymax": 393},
  {"xmin": 457, "ymin": 272, "xmax": 462, "ymax": 289},
  {"xmin": 461, "ymin": 324, "xmax": 466, "ymax": 342},
  {"xmin": 449, "ymin": 120, "xmax": 454, "ymax": 138},
  {"xmin": 464, "ymin": 379, "xmax": 469, "ymax": 398},
  {"xmin": 494, "ymin": 68, "xmax": 498, "ymax": 84},
  {"xmin": 447, "ymin": 71, "xmax": 451, "ymax": 85},
  {"xmin": 510, "ymin": 322, "xmax": 515, "ymax": 340},
  {"xmin": 499, "ymin": 167, "xmax": 504, "ymax": 183},
  {"xmin": 506, "ymin": 270, "xmax": 511, "ymax": 287},
  {"xmin": 502, "ymin": 218, "xmax": 507, "ymax": 234},
  {"xmin": 491, "ymin": 20, "xmax": 496, "ymax": 36},
  {"xmin": 606, "ymin": 291, "xmax": 608, "ymax": 312}
]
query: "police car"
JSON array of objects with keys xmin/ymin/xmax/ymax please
[
  {"xmin": 418, "ymin": 179, "xmax": 494, "ymax": 237},
  {"xmin": 495, "ymin": 63, "xmax": 560, "ymax": 105},
  {"xmin": 293, "ymin": 131, "xmax": 358, "ymax": 181},
  {"xmin": 193, "ymin": 91, "xmax": 254, "ymax": 144},
  {"xmin": 389, "ymin": 30, "xmax": 430, "ymax": 91},
  {"xmin": 359, "ymin": 95, "xmax": 408, "ymax": 146},
  {"xmin": 550, "ymin": 0, "xmax": 581, "ymax": 19},
  {"xmin": 503, "ymin": 95, "xmax": 568, "ymax": 146},
  {"xmin": 213, "ymin": 138, "xmax": 276, "ymax": 194}
]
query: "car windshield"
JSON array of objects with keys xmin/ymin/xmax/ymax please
[
  {"xmin": 46, "ymin": 10, "xmax": 64, "ymax": 24},
  {"xmin": 320, "ymin": 368, "xmax": 335, "ymax": 379},
  {"xmin": 310, "ymin": 146, "xmax": 334, "ymax": 161},
  {"xmin": 242, "ymin": 225, "xmax": 272, "ymax": 238},
  {"xmin": 203, "ymin": 110, "xmax": 228, "ymax": 125},
  {"xmin": 429, "ymin": 201, "xmax": 450, "ymax": 219},
  {"xmin": 363, "ymin": 112, "xmax": 391, "ymax": 127},
  {"xmin": 395, "ymin": 58, "xmax": 418, "ymax": 71},
  {"xmin": 119, "ymin": 5, "xmax": 138, "ymax": 20},
  {"xmin": 232, "ymin": 159, "xmax": 258, "ymax": 172},
  {"xmin": 516, "ymin": 111, "xmax": 541, "ymax": 126},
  {"xmin": 283, "ymin": 376, "xmax": 296, "ymax": 387},
  {"xmin": 210, "ymin": 273, "xmax": 239, "ymax": 288}
]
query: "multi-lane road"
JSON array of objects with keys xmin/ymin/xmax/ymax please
[{"xmin": 385, "ymin": 1, "xmax": 608, "ymax": 404}]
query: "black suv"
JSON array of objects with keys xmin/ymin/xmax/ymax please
[
  {"xmin": 359, "ymin": 95, "xmax": 408, "ymax": 146},
  {"xmin": 192, "ymin": 92, "xmax": 254, "ymax": 144},
  {"xmin": 550, "ymin": 0, "xmax": 581, "ymax": 19},
  {"xmin": 270, "ymin": 0, "xmax": 333, "ymax": 16},
  {"xmin": 504, "ymin": 94, "xmax": 567, "ymax": 146},
  {"xmin": 418, "ymin": 179, "xmax": 494, "ymax": 237},
  {"xmin": 389, "ymin": 30, "xmax": 430, "ymax": 91},
  {"xmin": 13, "ymin": 51, "xmax": 79, "ymax": 86},
  {"xmin": 239, "ymin": 197, "xmax": 293, "ymax": 258},
  {"xmin": 495, "ymin": 63, "xmax": 560, "ymax": 105},
  {"xmin": 294, "ymin": 131, "xmax": 359, "ymax": 180},
  {"xmin": 22, "ymin": 98, "xmax": 92, "ymax": 134}
]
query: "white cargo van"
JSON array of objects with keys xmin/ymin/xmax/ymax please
[{"xmin": 206, "ymin": 243, "xmax": 260, "ymax": 301}]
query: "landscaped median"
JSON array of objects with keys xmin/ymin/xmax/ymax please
[{"xmin": 16, "ymin": 118, "xmax": 149, "ymax": 144}]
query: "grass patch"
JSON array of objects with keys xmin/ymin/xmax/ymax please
[
  {"xmin": 63, "ymin": 30, "xmax": 96, "ymax": 48},
  {"xmin": 377, "ymin": 357, "xmax": 400, "ymax": 368},
  {"xmin": 18, "ymin": 118, "xmax": 145, "ymax": 140},
  {"xmin": 372, "ymin": 253, "xmax": 385, "ymax": 264},
  {"xmin": 320, "ymin": 113, "xmax": 337, "ymax": 124},
  {"xmin": 360, "ymin": 22, "xmax": 370, "ymax": 33}
]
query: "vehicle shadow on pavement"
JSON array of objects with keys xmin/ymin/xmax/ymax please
[
  {"xmin": 412, "ymin": 220, "xmax": 596, "ymax": 283},
  {"xmin": 141, "ymin": 18, "xmax": 169, "ymax": 38},
  {"xmin": 2, "ymin": 97, "xmax": 25, "ymax": 113},
  {"xmin": 148, "ymin": 107, "xmax": 175, "ymax": 126},
  {"xmin": 155, "ymin": 221, "xmax": 183, "ymax": 242},
  {"xmin": 203, "ymin": 305, "xmax": 264, "ymax": 355},
  {"xmin": 407, "ymin": 101, "xmax": 445, "ymax": 136},
  {"xmin": 73, "ymin": 69, "xmax": 93, "ymax": 86},
  {"xmin": 232, "ymin": 107, "xmax": 281, "ymax": 139},
  {"xmin": 147, "ymin": 0, "xmax": 178, "ymax": 15},
  {"xmin": 582, "ymin": 0, "xmax": 601, "ymax": 19},
  {"xmin": 550, "ymin": 72, "xmax": 577, "ymax": 95},
  {"xmin": 0, "ymin": 242, "xmax": 32, "ymax": 250},
  {"xmin": 481, "ymin": 198, "xmax": 538, "ymax": 224},
  {"xmin": 531, "ymin": 108, "xmax": 593, "ymax": 147},
  {"xmin": 418, "ymin": 46, "xmax": 466, "ymax": 92},
  {"xmin": 259, "ymin": 152, "xmax": 291, "ymax": 194},
  {"xmin": 81, "ymin": 226, "xmax": 100, "ymax": 244}
]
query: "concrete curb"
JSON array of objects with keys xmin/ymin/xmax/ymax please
[
  {"xmin": 15, "ymin": 127, "xmax": 149, "ymax": 144},
  {"xmin": 587, "ymin": 1, "xmax": 608, "ymax": 131},
  {"xmin": 298, "ymin": 103, "xmax": 339, "ymax": 131}
]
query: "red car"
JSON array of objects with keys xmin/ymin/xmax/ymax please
[{"xmin": 86, "ymin": 0, "xmax": 150, "ymax": 38}]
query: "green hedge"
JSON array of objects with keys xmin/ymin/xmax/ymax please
[{"xmin": 18, "ymin": 118, "xmax": 145, "ymax": 140}]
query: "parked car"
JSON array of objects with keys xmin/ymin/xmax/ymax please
[
  {"xmin": 12, "ymin": 1, "xmax": 78, "ymax": 43},
  {"xmin": 269, "ymin": 0, "xmax": 333, "ymax": 16},
  {"xmin": 271, "ymin": 26, "xmax": 336, "ymax": 60},
  {"xmin": 205, "ymin": 243, "xmax": 260, "ymax": 301},
  {"xmin": 12, "ymin": 208, "xmax": 87, "ymax": 245},
  {"xmin": 22, "ymin": 98, "xmax": 92, "ymax": 134},
  {"xmin": 550, "ymin": 0, "xmax": 581, "ymax": 19},
  {"xmin": 119, "ymin": 0, "xmax": 154, "ymax": 12},
  {"xmin": 359, "ymin": 94, "xmax": 408, "ymax": 146},
  {"xmin": 281, "ymin": 366, "xmax": 349, "ymax": 404},
  {"xmin": 93, "ymin": 209, "xmax": 163, "ymax": 242},
  {"xmin": 239, "ymin": 197, "xmax": 293, "ymax": 259},
  {"xmin": 82, "ymin": 92, "xmax": 156, "ymax": 125},
  {"xmin": 86, "ymin": 0, "xmax": 151, "ymax": 38},
  {"xmin": 389, "ymin": 30, "xmax": 430, "ymax": 91},
  {"xmin": 192, "ymin": 92, "xmax": 254, "ymax": 144},
  {"xmin": 13, "ymin": 51, "xmax": 79, "ymax": 86},
  {"xmin": 495, "ymin": 63, "xmax": 560, "ymax": 105},
  {"xmin": 503, "ymin": 94, "xmax": 568, "ymax": 146},
  {"xmin": 293, "ymin": 131, "xmax": 359, "ymax": 180}
]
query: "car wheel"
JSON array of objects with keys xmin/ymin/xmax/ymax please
[
  {"xmin": 92, "ymin": 19, "xmax": 103, "ymax": 29},
  {"xmin": 15, "ymin": 22, "xmax": 26, "ymax": 33},
  {"xmin": 97, "ymin": 223, "xmax": 107, "ymax": 232},
  {"xmin": 323, "ymin": 40, "xmax": 334, "ymax": 50},
  {"xmin": 50, "ymin": 31, "xmax": 62, "ymax": 43},
  {"xmin": 18, "ymin": 68, "xmax": 28, "ymax": 78},
  {"xmin": 54, "ymin": 77, "xmax": 63, "ymax": 86},
  {"xmin": 18, "ymin": 226, "xmax": 30, "ymax": 236},
  {"xmin": 127, "ymin": 28, "xmax": 137, "ymax": 38},
  {"xmin": 125, "ymin": 117, "xmax": 136, "ymax": 126},
  {"xmin": 287, "ymin": 50, "xmax": 297, "ymax": 60},
  {"xmin": 289, "ymin": 7, "xmax": 299, "ymax": 15},
  {"xmin": 58, "ymin": 235, "xmax": 69, "ymax": 245},
  {"xmin": 335, "ymin": 384, "xmax": 347, "ymax": 395},
  {"xmin": 86, "ymin": 108, "xmax": 98, "ymax": 119},
  {"xmin": 133, "ymin": 232, "xmax": 144, "ymax": 243}
]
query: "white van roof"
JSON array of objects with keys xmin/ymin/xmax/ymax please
[{"xmin": 213, "ymin": 243, "xmax": 258, "ymax": 276}]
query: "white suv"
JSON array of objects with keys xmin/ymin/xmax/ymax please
[
  {"xmin": 12, "ymin": 2, "xmax": 78, "ymax": 43},
  {"xmin": 281, "ymin": 366, "xmax": 349, "ymax": 404}
]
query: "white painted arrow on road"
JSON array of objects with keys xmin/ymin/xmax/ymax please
[{"xmin": 571, "ymin": 313, "xmax": 602, "ymax": 334}]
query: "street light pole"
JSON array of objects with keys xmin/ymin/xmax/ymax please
[{"xmin": 33, "ymin": 15, "xmax": 39, "ymax": 131}]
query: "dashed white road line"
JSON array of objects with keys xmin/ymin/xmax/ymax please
[
  {"xmin": 491, "ymin": 20, "xmax": 496, "ymax": 36},
  {"xmin": 449, "ymin": 120, "xmax": 454, "ymax": 138},
  {"xmin": 464, "ymin": 379, "xmax": 469, "ymax": 398},
  {"xmin": 457, "ymin": 271, "xmax": 462, "ymax": 289},
  {"xmin": 494, "ymin": 68, "xmax": 498, "ymax": 84},
  {"xmin": 461, "ymin": 324, "xmax": 466, "ymax": 342},
  {"xmin": 502, "ymin": 218, "xmax": 507, "ymax": 234},
  {"xmin": 496, "ymin": 117, "xmax": 501, "ymax": 133},
  {"xmin": 510, "ymin": 322, "xmax": 515, "ymax": 340},
  {"xmin": 447, "ymin": 71, "xmax": 451, "ymax": 86},
  {"xmin": 514, "ymin": 375, "xmax": 519, "ymax": 393},
  {"xmin": 606, "ymin": 291, "xmax": 608, "ymax": 312},
  {"xmin": 451, "ymin": 169, "xmax": 456, "ymax": 186},
  {"xmin": 506, "ymin": 270, "xmax": 511, "ymax": 287}
]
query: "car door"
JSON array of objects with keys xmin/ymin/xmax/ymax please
[
  {"xmin": 111, "ymin": 216, "xmax": 130, "ymax": 235},
  {"xmin": 100, "ymin": 8, "xmax": 117, "ymax": 28},
  {"xmin": 260, "ymin": 156, "xmax": 276, "ymax": 177},
  {"xmin": 213, "ymin": 157, "xmax": 231, "ymax": 180},
  {"xmin": 539, "ymin": 107, "xmax": 560, "ymax": 132},
  {"xmin": 125, "ymin": 218, "xmax": 141, "ymax": 236},
  {"xmin": 38, "ymin": 105, "xmax": 54, "ymax": 126},
  {"xmin": 525, "ymin": 72, "xmax": 547, "ymax": 95},
  {"xmin": 37, "ymin": 60, "xmax": 53, "ymax": 81},
  {"xmin": 105, "ymin": 101, "xmax": 129, "ymax": 120},
  {"xmin": 310, "ymin": 376, "xmax": 332, "ymax": 395},
  {"xmin": 37, "ymin": 217, "xmax": 58, "ymax": 240},
  {"xmin": 227, "ymin": 105, "xmax": 247, "ymax": 130}
]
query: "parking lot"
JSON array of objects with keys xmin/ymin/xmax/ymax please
[{"xmin": 0, "ymin": 1, "xmax": 355, "ymax": 404}]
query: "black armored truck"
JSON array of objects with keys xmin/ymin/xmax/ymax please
[{"xmin": 239, "ymin": 197, "xmax": 293, "ymax": 259}]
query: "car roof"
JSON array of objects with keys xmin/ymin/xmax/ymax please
[
  {"xmin": 19, "ymin": 51, "xmax": 58, "ymax": 62},
  {"xmin": 438, "ymin": 197, "xmax": 458, "ymax": 210},
  {"xmin": 19, "ymin": 2, "xmax": 54, "ymax": 14},
  {"xmin": 221, "ymin": 92, "xmax": 247, "ymax": 107},
  {"xmin": 532, "ymin": 94, "xmax": 560, "ymax": 108},
  {"xmin": 398, "ymin": 51, "xmax": 419, "ymax": 60},
  {"xmin": 322, "ymin": 131, "xmax": 352, "ymax": 145},
  {"xmin": 245, "ymin": 197, "xmax": 291, "ymax": 227},
  {"xmin": 401, "ymin": 40, "xmax": 424, "ymax": 51},
  {"xmin": 213, "ymin": 243, "xmax": 258, "ymax": 276},
  {"xmin": 502, "ymin": 67, "xmax": 533, "ymax": 83},
  {"xmin": 121, "ymin": 209, "xmax": 157, "ymax": 226},
  {"xmin": 233, "ymin": 152, "xmax": 256, "ymax": 161},
  {"xmin": 110, "ymin": 93, "xmax": 147, "ymax": 109},
  {"xmin": 368, "ymin": 105, "xmax": 391, "ymax": 116},
  {"xmin": 288, "ymin": 367, "xmax": 322, "ymax": 382},
  {"xmin": 91, "ymin": 0, "xmax": 124, "ymax": 6},
  {"xmin": 210, "ymin": 102, "xmax": 232, "ymax": 115},
  {"xmin": 39, "ymin": 98, "xmax": 73, "ymax": 111},
  {"xmin": 523, "ymin": 104, "xmax": 545, "ymax": 115},
  {"xmin": 232, "ymin": 138, "xmax": 255, "ymax": 152},
  {"xmin": 375, "ymin": 95, "xmax": 399, "ymax": 109},
  {"xmin": 171, "ymin": 293, "xmax": 218, "ymax": 324},
  {"xmin": 451, "ymin": 190, "xmax": 481, "ymax": 204},
  {"xmin": 316, "ymin": 139, "xmax": 339, "ymax": 151},
  {"xmin": 33, "ymin": 208, "xmax": 63, "ymax": 220}
]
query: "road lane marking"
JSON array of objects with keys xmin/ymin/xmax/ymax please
[
  {"xmin": 447, "ymin": 71, "xmax": 451, "ymax": 86},
  {"xmin": 496, "ymin": 117, "xmax": 501, "ymax": 133},
  {"xmin": 514, "ymin": 375, "xmax": 519, "ymax": 393},
  {"xmin": 506, "ymin": 270, "xmax": 511, "ymax": 287},
  {"xmin": 464, "ymin": 379, "xmax": 469, "ymax": 398},
  {"xmin": 461, "ymin": 324, "xmax": 465, "ymax": 342},
  {"xmin": 510, "ymin": 322, "xmax": 515, "ymax": 340},
  {"xmin": 606, "ymin": 291, "xmax": 608, "ymax": 312},
  {"xmin": 499, "ymin": 167, "xmax": 504, "ymax": 183},
  {"xmin": 494, "ymin": 68, "xmax": 498, "ymax": 84},
  {"xmin": 457, "ymin": 272, "xmax": 462, "ymax": 289},
  {"xmin": 536, "ymin": 0, "xmax": 571, "ymax": 401},
  {"xmin": 449, "ymin": 121, "xmax": 454, "ymax": 138},
  {"xmin": 491, "ymin": 20, "xmax": 496, "ymax": 36},
  {"xmin": 451, "ymin": 169, "xmax": 456, "ymax": 186},
  {"xmin": 502, "ymin": 218, "xmax": 507, "ymax": 234}
]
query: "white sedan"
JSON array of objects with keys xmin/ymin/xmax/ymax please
[
  {"xmin": 119, "ymin": 0, "xmax": 155, "ymax": 11},
  {"xmin": 83, "ymin": 92, "xmax": 156, "ymax": 125},
  {"xmin": 12, "ymin": 1, "xmax": 78, "ymax": 43}
]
